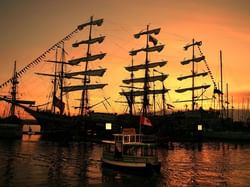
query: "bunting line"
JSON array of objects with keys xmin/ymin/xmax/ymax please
[{"xmin": 0, "ymin": 27, "xmax": 81, "ymax": 89}]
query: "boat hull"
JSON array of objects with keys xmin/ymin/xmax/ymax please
[{"xmin": 102, "ymin": 157, "xmax": 161, "ymax": 173}]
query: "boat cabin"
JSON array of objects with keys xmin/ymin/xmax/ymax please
[{"xmin": 102, "ymin": 128, "xmax": 160, "ymax": 172}]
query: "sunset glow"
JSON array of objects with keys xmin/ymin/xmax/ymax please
[{"xmin": 0, "ymin": 0, "xmax": 249, "ymax": 117}]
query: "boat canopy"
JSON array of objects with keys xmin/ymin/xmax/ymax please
[
  {"xmin": 125, "ymin": 60, "xmax": 167, "ymax": 72},
  {"xmin": 68, "ymin": 53, "xmax": 106, "ymax": 65},
  {"xmin": 123, "ymin": 74, "xmax": 168, "ymax": 84},
  {"xmin": 175, "ymin": 85, "xmax": 210, "ymax": 93}
]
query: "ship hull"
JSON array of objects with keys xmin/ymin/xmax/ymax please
[
  {"xmin": 0, "ymin": 116, "xmax": 23, "ymax": 139},
  {"xmin": 24, "ymin": 108, "xmax": 85, "ymax": 140}
]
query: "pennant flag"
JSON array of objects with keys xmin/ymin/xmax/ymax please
[
  {"xmin": 149, "ymin": 35, "xmax": 158, "ymax": 46},
  {"xmin": 213, "ymin": 88, "xmax": 223, "ymax": 95},
  {"xmin": 53, "ymin": 96, "xmax": 65, "ymax": 112},
  {"xmin": 139, "ymin": 116, "xmax": 152, "ymax": 126}
]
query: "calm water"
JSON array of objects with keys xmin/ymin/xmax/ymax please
[{"xmin": 0, "ymin": 135, "xmax": 250, "ymax": 186}]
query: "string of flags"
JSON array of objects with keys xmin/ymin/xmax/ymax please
[{"xmin": 0, "ymin": 27, "xmax": 81, "ymax": 89}]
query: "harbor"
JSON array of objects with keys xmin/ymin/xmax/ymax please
[{"xmin": 1, "ymin": 0, "xmax": 250, "ymax": 186}]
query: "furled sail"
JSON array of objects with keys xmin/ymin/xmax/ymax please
[
  {"xmin": 62, "ymin": 84, "xmax": 108, "ymax": 93},
  {"xmin": 134, "ymin": 28, "xmax": 161, "ymax": 39},
  {"xmin": 125, "ymin": 60, "xmax": 167, "ymax": 72},
  {"xmin": 145, "ymin": 44, "xmax": 164, "ymax": 53},
  {"xmin": 177, "ymin": 72, "xmax": 208, "ymax": 81},
  {"xmin": 68, "ymin": 53, "xmax": 106, "ymax": 65},
  {"xmin": 46, "ymin": 60, "xmax": 68, "ymax": 64},
  {"xmin": 65, "ymin": 68, "xmax": 106, "ymax": 77},
  {"xmin": 72, "ymin": 36, "xmax": 105, "ymax": 47},
  {"xmin": 123, "ymin": 74, "xmax": 168, "ymax": 84},
  {"xmin": 175, "ymin": 85, "xmax": 210, "ymax": 93},
  {"xmin": 120, "ymin": 88, "xmax": 169, "ymax": 97},
  {"xmin": 77, "ymin": 18, "xmax": 103, "ymax": 30},
  {"xmin": 129, "ymin": 45, "xmax": 165, "ymax": 56},
  {"xmin": 181, "ymin": 55, "xmax": 205, "ymax": 65},
  {"xmin": 174, "ymin": 98, "xmax": 212, "ymax": 103},
  {"xmin": 35, "ymin": 72, "xmax": 84, "ymax": 80},
  {"xmin": 129, "ymin": 48, "xmax": 144, "ymax": 56}
]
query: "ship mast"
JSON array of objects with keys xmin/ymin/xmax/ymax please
[
  {"xmin": 129, "ymin": 55, "xmax": 135, "ymax": 116},
  {"xmin": 10, "ymin": 61, "xmax": 18, "ymax": 116},
  {"xmin": 175, "ymin": 39, "xmax": 210, "ymax": 111},
  {"xmin": 59, "ymin": 43, "xmax": 65, "ymax": 115},
  {"xmin": 80, "ymin": 16, "xmax": 93, "ymax": 116},
  {"xmin": 120, "ymin": 25, "xmax": 169, "ymax": 116},
  {"xmin": 52, "ymin": 48, "xmax": 58, "ymax": 113},
  {"xmin": 64, "ymin": 16, "xmax": 107, "ymax": 116},
  {"xmin": 143, "ymin": 25, "xmax": 150, "ymax": 116},
  {"xmin": 37, "ymin": 45, "xmax": 66, "ymax": 114},
  {"xmin": 220, "ymin": 50, "xmax": 224, "ymax": 118}
]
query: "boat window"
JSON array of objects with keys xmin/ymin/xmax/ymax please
[
  {"xmin": 123, "ymin": 146, "xmax": 136, "ymax": 156},
  {"xmin": 123, "ymin": 135, "xmax": 129, "ymax": 143},
  {"xmin": 104, "ymin": 144, "xmax": 114, "ymax": 153},
  {"xmin": 130, "ymin": 136, "xmax": 135, "ymax": 142},
  {"xmin": 143, "ymin": 146, "xmax": 155, "ymax": 156},
  {"xmin": 115, "ymin": 135, "xmax": 122, "ymax": 142},
  {"xmin": 136, "ymin": 135, "xmax": 141, "ymax": 142},
  {"xmin": 135, "ymin": 147, "xmax": 142, "ymax": 156}
]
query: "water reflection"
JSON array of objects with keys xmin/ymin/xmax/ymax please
[
  {"xmin": 0, "ymin": 139, "xmax": 250, "ymax": 186},
  {"xmin": 159, "ymin": 142, "xmax": 250, "ymax": 186}
]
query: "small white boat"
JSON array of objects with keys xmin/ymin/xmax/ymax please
[{"xmin": 101, "ymin": 128, "xmax": 161, "ymax": 173}]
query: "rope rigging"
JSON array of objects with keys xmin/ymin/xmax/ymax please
[
  {"xmin": 197, "ymin": 45, "xmax": 218, "ymax": 91},
  {"xmin": 0, "ymin": 25, "xmax": 83, "ymax": 90}
]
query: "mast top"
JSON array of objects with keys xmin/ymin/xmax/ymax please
[
  {"xmin": 134, "ymin": 27, "xmax": 161, "ymax": 39},
  {"xmin": 77, "ymin": 17, "xmax": 104, "ymax": 31},
  {"xmin": 184, "ymin": 40, "xmax": 202, "ymax": 51}
]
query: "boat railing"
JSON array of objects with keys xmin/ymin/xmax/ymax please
[{"xmin": 114, "ymin": 134, "xmax": 157, "ymax": 144}]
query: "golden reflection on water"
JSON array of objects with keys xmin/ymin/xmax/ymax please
[
  {"xmin": 1, "ymin": 138, "xmax": 250, "ymax": 186},
  {"xmin": 22, "ymin": 134, "xmax": 41, "ymax": 141},
  {"xmin": 159, "ymin": 142, "xmax": 250, "ymax": 186}
]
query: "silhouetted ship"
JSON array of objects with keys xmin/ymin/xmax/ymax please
[
  {"xmin": 0, "ymin": 62, "xmax": 34, "ymax": 139},
  {"xmin": 117, "ymin": 25, "xmax": 170, "ymax": 133},
  {"xmin": 168, "ymin": 39, "xmax": 223, "ymax": 140},
  {"xmin": 1, "ymin": 17, "xmax": 112, "ymax": 140}
]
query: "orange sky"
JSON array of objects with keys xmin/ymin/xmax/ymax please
[{"xmin": 0, "ymin": 0, "xmax": 250, "ymax": 116}]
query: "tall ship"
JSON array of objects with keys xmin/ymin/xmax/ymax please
[
  {"xmin": 118, "ymin": 25, "xmax": 169, "ymax": 131},
  {"xmin": 0, "ymin": 17, "xmax": 109, "ymax": 140},
  {"xmin": 169, "ymin": 39, "xmax": 223, "ymax": 139},
  {"xmin": 0, "ymin": 62, "xmax": 34, "ymax": 139}
]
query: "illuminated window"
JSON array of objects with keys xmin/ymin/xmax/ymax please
[
  {"xmin": 197, "ymin": 124, "xmax": 203, "ymax": 131},
  {"xmin": 105, "ymin": 123, "xmax": 112, "ymax": 130}
]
